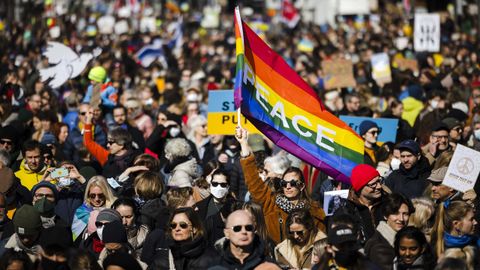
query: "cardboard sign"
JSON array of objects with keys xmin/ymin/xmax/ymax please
[
  {"xmin": 371, "ymin": 53, "xmax": 392, "ymax": 84},
  {"xmin": 414, "ymin": 13, "xmax": 440, "ymax": 52},
  {"xmin": 207, "ymin": 90, "xmax": 260, "ymax": 135},
  {"xmin": 339, "ymin": 115, "xmax": 399, "ymax": 143},
  {"xmin": 322, "ymin": 59, "xmax": 356, "ymax": 90},
  {"xmin": 323, "ymin": 189, "xmax": 349, "ymax": 216},
  {"xmin": 443, "ymin": 144, "xmax": 480, "ymax": 192},
  {"xmin": 396, "ymin": 58, "xmax": 418, "ymax": 73}
]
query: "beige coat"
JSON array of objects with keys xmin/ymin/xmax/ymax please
[{"xmin": 274, "ymin": 231, "xmax": 326, "ymax": 269}]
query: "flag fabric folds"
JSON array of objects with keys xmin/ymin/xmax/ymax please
[{"xmin": 234, "ymin": 7, "xmax": 364, "ymax": 183}]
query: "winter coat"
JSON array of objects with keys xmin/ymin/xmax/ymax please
[
  {"xmin": 55, "ymin": 180, "xmax": 85, "ymax": 227},
  {"xmin": 365, "ymin": 221, "xmax": 396, "ymax": 270},
  {"xmin": 209, "ymin": 236, "xmax": 280, "ymax": 270},
  {"xmin": 138, "ymin": 198, "xmax": 170, "ymax": 230},
  {"xmin": 4, "ymin": 233, "xmax": 42, "ymax": 262},
  {"xmin": 421, "ymin": 144, "xmax": 453, "ymax": 166},
  {"xmin": 140, "ymin": 228, "xmax": 168, "ymax": 265},
  {"xmin": 384, "ymin": 157, "xmax": 431, "ymax": 199},
  {"xmin": 168, "ymin": 158, "xmax": 201, "ymax": 188},
  {"xmin": 401, "ymin": 97, "xmax": 424, "ymax": 127},
  {"xmin": 240, "ymin": 154, "xmax": 326, "ymax": 244},
  {"xmin": 274, "ymin": 231, "xmax": 326, "ymax": 269},
  {"xmin": 333, "ymin": 189, "xmax": 384, "ymax": 245},
  {"xmin": 14, "ymin": 160, "xmax": 48, "ymax": 190},
  {"xmin": 392, "ymin": 255, "xmax": 434, "ymax": 270},
  {"xmin": 149, "ymin": 236, "xmax": 217, "ymax": 270}
]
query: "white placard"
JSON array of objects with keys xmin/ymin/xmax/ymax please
[
  {"xmin": 443, "ymin": 144, "xmax": 480, "ymax": 192},
  {"xmin": 414, "ymin": 13, "xmax": 440, "ymax": 52},
  {"xmin": 323, "ymin": 189, "xmax": 349, "ymax": 216}
]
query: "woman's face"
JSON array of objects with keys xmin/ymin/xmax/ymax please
[
  {"xmin": 455, "ymin": 210, "xmax": 477, "ymax": 235},
  {"xmin": 398, "ymin": 237, "xmax": 423, "ymax": 265},
  {"xmin": 386, "ymin": 203, "xmax": 410, "ymax": 232},
  {"xmin": 58, "ymin": 126, "xmax": 69, "ymax": 143},
  {"xmin": 32, "ymin": 117, "xmax": 42, "ymax": 131},
  {"xmin": 282, "ymin": 172, "xmax": 302, "ymax": 199},
  {"xmin": 88, "ymin": 186, "xmax": 106, "ymax": 208},
  {"xmin": 170, "ymin": 213, "xmax": 193, "ymax": 241},
  {"xmin": 41, "ymin": 120, "xmax": 51, "ymax": 132},
  {"xmin": 116, "ymin": 205, "xmax": 135, "ymax": 227},
  {"xmin": 289, "ymin": 222, "xmax": 309, "ymax": 245}
]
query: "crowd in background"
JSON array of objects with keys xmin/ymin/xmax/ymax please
[{"xmin": 0, "ymin": 0, "xmax": 479, "ymax": 269}]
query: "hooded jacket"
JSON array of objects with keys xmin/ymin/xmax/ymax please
[
  {"xmin": 384, "ymin": 157, "xmax": 431, "ymax": 199},
  {"xmin": 14, "ymin": 159, "xmax": 48, "ymax": 190},
  {"xmin": 402, "ymin": 97, "xmax": 424, "ymax": 127}
]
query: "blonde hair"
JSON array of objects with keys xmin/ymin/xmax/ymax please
[
  {"xmin": 409, "ymin": 197, "xmax": 435, "ymax": 239},
  {"xmin": 312, "ymin": 238, "xmax": 328, "ymax": 262},
  {"xmin": 134, "ymin": 171, "xmax": 164, "ymax": 200},
  {"xmin": 431, "ymin": 200, "xmax": 474, "ymax": 258},
  {"xmin": 84, "ymin": 176, "xmax": 116, "ymax": 208},
  {"xmin": 443, "ymin": 247, "xmax": 476, "ymax": 270}
]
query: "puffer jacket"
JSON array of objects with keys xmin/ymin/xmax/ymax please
[{"xmin": 240, "ymin": 154, "xmax": 326, "ymax": 244}]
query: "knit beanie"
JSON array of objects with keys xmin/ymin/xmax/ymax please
[
  {"xmin": 13, "ymin": 205, "xmax": 42, "ymax": 235},
  {"xmin": 88, "ymin": 66, "xmax": 107, "ymax": 83},
  {"xmin": 32, "ymin": 181, "xmax": 59, "ymax": 202},
  {"xmin": 350, "ymin": 164, "xmax": 380, "ymax": 192},
  {"xmin": 358, "ymin": 120, "xmax": 379, "ymax": 136},
  {"xmin": 102, "ymin": 220, "xmax": 127, "ymax": 244},
  {"xmin": 96, "ymin": 208, "xmax": 121, "ymax": 223}
]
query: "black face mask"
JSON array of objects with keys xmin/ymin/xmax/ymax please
[{"xmin": 334, "ymin": 249, "xmax": 358, "ymax": 267}]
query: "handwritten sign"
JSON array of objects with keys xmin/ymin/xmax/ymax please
[
  {"xmin": 322, "ymin": 59, "xmax": 356, "ymax": 89},
  {"xmin": 443, "ymin": 144, "xmax": 480, "ymax": 192},
  {"xmin": 207, "ymin": 90, "xmax": 260, "ymax": 135},
  {"xmin": 414, "ymin": 13, "xmax": 440, "ymax": 52}
]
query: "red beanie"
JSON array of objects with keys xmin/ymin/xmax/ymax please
[{"xmin": 350, "ymin": 164, "xmax": 380, "ymax": 192}]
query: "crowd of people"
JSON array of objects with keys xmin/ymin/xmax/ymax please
[{"xmin": 0, "ymin": 0, "xmax": 479, "ymax": 269}]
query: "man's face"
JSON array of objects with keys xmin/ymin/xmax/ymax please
[
  {"xmin": 225, "ymin": 211, "xmax": 255, "ymax": 248},
  {"xmin": 430, "ymin": 130, "xmax": 449, "ymax": 151},
  {"xmin": 431, "ymin": 183, "xmax": 454, "ymax": 201},
  {"xmin": 113, "ymin": 108, "xmax": 127, "ymax": 125},
  {"xmin": 18, "ymin": 232, "xmax": 39, "ymax": 247},
  {"xmin": 25, "ymin": 149, "xmax": 43, "ymax": 172},
  {"xmin": 28, "ymin": 95, "xmax": 42, "ymax": 112},
  {"xmin": 449, "ymin": 125, "xmax": 463, "ymax": 142},
  {"xmin": 347, "ymin": 97, "xmax": 360, "ymax": 112},
  {"xmin": 78, "ymin": 104, "xmax": 90, "ymax": 124},
  {"xmin": 400, "ymin": 150, "xmax": 418, "ymax": 170},
  {"xmin": 362, "ymin": 127, "xmax": 379, "ymax": 145},
  {"xmin": 359, "ymin": 176, "xmax": 383, "ymax": 201},
  {"xmin": 33, "ymin": 187, "xmax": 55, "ymax": 204},
  {"xmin": 0, "ymin": 138, "xmax": 13, "ymax": 152}
]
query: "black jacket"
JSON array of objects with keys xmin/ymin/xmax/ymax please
[
  {"xmin": 209, "ymin": 236, "xmax": 277, "ymax": 270},
  {"xmin": 138, "ymin": 198, "xmax": 170, "ymax": 230},
  {"xmin": 102, "ymin": 149, "xmax": 141, "ymax": 179},
  {"xmin": 149, "ymin": 236, "xmax": 217, "ymax": 270},
  {"xmin": 384, "ymin": 157, "xmax": 431, "ymax": 199},
  {"xmin": 365, "ymin": 230, "xmax": 395, "ymax": 270},
  {"xmin": 140, "ymin": 228, "xmax": 167, "ymax": 265}
]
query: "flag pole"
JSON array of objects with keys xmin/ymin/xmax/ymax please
[{"xmin": 237, "ymin": 108, "xmax": 242, "ymax": 128}]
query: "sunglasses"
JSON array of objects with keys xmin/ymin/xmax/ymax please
[
  {"xmin": 289, "ymin": 230, "xmax": 305, "ymax": 237},
  {"xmin": 107, "ymin": 140, "xmax": 116, "ymax": 145},
  {"xmin": 211, "ymin": 182, "xmax": 228, "ymax": 188},
  {"xmin": 280, "ymin": 180, "xmax": 301, "ymax": 188},
  {"xmin": 79, "ymin": 112, "xmax": 87, "ymax": 116},
  {"xmin": 368, "ymin": 130, "xmax": 380, "ymax": 136},
  {"xmin": 0, "ymin": 139, "xmax": 13, "ymax": 146},
  {"xmin": 95, "ymin": 221, "xmax": 108, "ymax": 228},
  {"xmin": 170, "ymin": 222, "xmax": 190, "ymax": 230},
  {"xmin": 88, "ymin": 193, "xmax": 105, "ymax": 200},
  {"xmin": 229, "ymin": 224, "xmax": 255, "ymax": 233}
]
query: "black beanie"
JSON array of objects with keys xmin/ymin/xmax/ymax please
[
  {"xmin": 102, "ymin": 220, "xmax": 127, "ymax": 244},
  {"xmin": 103, "ymin": 252, "xmax": 142, "ymax": 270}
]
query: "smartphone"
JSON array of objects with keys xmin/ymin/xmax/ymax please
[{"xmin": 50, "ymin": 167, "xmax": 69, "ymax": 179}]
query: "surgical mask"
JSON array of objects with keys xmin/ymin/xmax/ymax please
[
  {"xmin": 334, "ymin": 249, "xmax": 357, "ymax": 267},
  {"xmin": 96, "ymin": 226, "xmax": 104, "ymax": 241},
  {"xmin": 187, "ymin": 93, "xmax": 199, "ymax": 102},
  {"xmin": 169, "ymin": 127, "xmax": 181, "ymax": 137},
  {"xmin": 34, "ymin": 197, "xmax": 55, "ymax": 217},
  {"xmin": 57, "ymin": 177, "xmax": 72, "ymax": 188},
  {"xmin": 430, "ymin": 100, "xmax": 439, "ymax": 109},
  {"xmin": 210, "ymin": 185, "xmax": 229, "ymax": 199},
  {"xmin": 474, "ymin": 129, "xmax": 480, "ymax": 140},
  {"xmin": 390, "ymin": 158, "xmax": 401, "ymax": 170}
]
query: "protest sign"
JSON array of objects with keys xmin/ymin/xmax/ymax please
[
  {"xmin": 443, "ymin": 145, "xmax": 480, "ymax": 192},
  {"xmin": 414, "ymin": 13, "xmax": 440, "ymax": 52},
  {"xmin": 396, "ymin": 58, "xmax": 418, "ymax": 73},
  {"xmin": 323, "ymin": 189, "xmax": 349, "ymax": 216},
  {"xmin": 322, "ymin": 59, "xmax": 356, "ymax": 89},
  {"xmin": 207, "ymin": 90, "xmax": 260, "ymax": 135},
  {"xmin": 339, "ymin": 115, "xmax": 399, "ymax": 143},
  {"xmin": 371, "ymin": 53, "xmax": 392, "ymax": 84}
]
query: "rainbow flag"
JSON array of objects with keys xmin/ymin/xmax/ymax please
[{"xmin": 234, "ymin": 8, "xmax": 364, "ymax": 183}]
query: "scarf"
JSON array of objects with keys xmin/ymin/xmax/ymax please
[
  {"xmin": 275, "ymin": 194, "xmax": 306, "ymax": 213},
  {"xmin": 40, "ymin": 216, "xmax": 56, "ymax": 229},
  {"xmin": 72, "ymin": 203, "xmax": 93, "ymax": 241},
  {"xmin": 92, "ymin": 237, "xmax": 104, "ymax": 253},
  {"xmin": 444, "ymin": 232, "xmax": 479, "ymax": 248}
]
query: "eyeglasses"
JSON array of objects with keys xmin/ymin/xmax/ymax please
[
  {"xmin": 79, "ymin": 112, "xmax": 87, "ymax": 116},
  {"xmin": 170, "ymin": 222, "xmax": 191, "ymax": 230},
  {"xmin": 0, "ymin": 139, "xmax": 13, "ymax": 146},
  {"xmin": 365, "ymin": 177, "xmax": 384, "ymax": 189},
  {"xmin": 368, "ymin": 130, "xmax": 380, "ymax": 136},
  {"xmin": 95, "ymin": 221, "xmax": 108, "ymax": 228},
  {"xmin": 452, "ymin": 127, "xmax": 463, "ymax": 132},
  {"xmin": 288, "ymin": 230, "xmax": 305, "ymax": 237},
  {"xmin": 88, "ymin": 193, "xmax": 105, "ymax": 200},
  {"xmin": 34, "ymin": 193, "xmax": 55, "ymax": 200},
  {"xmin": 280, "ymin": 180, "xmax": 302, "ymax": 188},
  {"xmin": 229, "ymin": 224, "xmax": 255, "ymax": 233},
  {"xmin": 211, "ymin": 182, "xmax": 228, "ymax": 188}
]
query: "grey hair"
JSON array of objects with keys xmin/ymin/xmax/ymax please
[
  {"xmin": 165, "ymin": 138, "xmax": 192, "ymax": 161},
  {"xmin": 264, "ymin": 154, "xmax": 291, "ymax": 176},
  {"xmin": 0, "ymin": 150, "xmax": 10, "ymax": 167},
  {"xmin": 187, "ymin": 115, "xmax": 207, "ymax": 138}
]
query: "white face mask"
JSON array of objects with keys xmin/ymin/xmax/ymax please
[
  {"xmin": 210, "ymin": 185, "xmax": 229, "ymax": 199},
  {"xmin": 474, "ymin": 129, "xmax": 480, "ymax": 140},
  {"xmin": 187, "ymin": 93, "xmax": 199, "ymax": 102},
  {"xmin": 430, "ymin": 100, "xmax": 439, "ymax": 109},
  {"xmin": 96, "ymin": 226, "xmax": 104, "ymax": 241},
  {"xmin": 390, "ymin": 158, "xmax": 401, "ymax": 170},
  {"xmin": 169, "ymin": 127, "xmax": 181, "ymax": 137}
]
